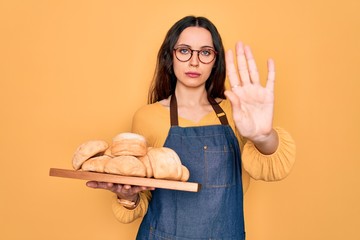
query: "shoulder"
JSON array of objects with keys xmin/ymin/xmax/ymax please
[
  {"xmin": 132, "ymin": 102, "xmax": 170, "ymax": 129},
  {"xmin": 133, "ymin": 102, "xmax": 166, "ymax": 119},
  {"xmin": 132, "ymin": 102, "xmax": 171, "ymax": 147}
]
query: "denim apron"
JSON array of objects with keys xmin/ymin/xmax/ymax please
[{"xmin": 137, "ymin": 95, "xmax": 245, "ymax": 240}]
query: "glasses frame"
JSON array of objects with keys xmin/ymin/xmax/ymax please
[{"xmin": 173, "ymin": 47, "xmax": 217, "ymax": 64}]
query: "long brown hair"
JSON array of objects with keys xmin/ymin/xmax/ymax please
[{"xmin": 148, "ymin": 16, "xmax": 226, "ymax": 104}]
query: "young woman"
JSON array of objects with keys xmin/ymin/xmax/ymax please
[{"xmin": 87, "ymin": 16, "xmax": 296, "ymax": 239}]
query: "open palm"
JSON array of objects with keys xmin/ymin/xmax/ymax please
[{"xmin": 224, "ymin": 42, "xmax": 275, "ymax": 143}]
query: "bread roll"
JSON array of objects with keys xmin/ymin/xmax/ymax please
[
  {"xmin": 180, "ymin": 165, "xmax": 190, "ymax": 182},
  {"xmin": 111, "ymin": 132, "xmax": 147, "ymax": 157},
  {"xmin": 137, "ymin": 152, "xmax": 153, "ymax": 178},
  {"xmin": 72, "ymin": 140, "xmax": 109, "ymax": 170},
  {"xmin": 81, "ymin": 155, "xmax": 112, "ymax": 172},
  {"xmin": 103, "ymin": 146, "xmax": 114, "ymax": 157},
  {"xmin": 147, "ymin": 147, "xmax": 182, "ymax": 180},
  {"xmin": 104, "ymin": 155, "xmax": 146, "ymax": 177}
]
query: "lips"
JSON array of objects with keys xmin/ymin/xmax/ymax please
[{"xmin": 185, "ymin": 72, "xmax": 201, "ymax": 78}]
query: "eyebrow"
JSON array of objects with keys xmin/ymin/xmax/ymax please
[{"xmin": 175, "ymin": 44, "xmax": 215, "ymax": 49}]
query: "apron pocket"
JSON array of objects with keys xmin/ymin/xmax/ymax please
[{"xmin": 204, "ymin": 145, "xmax": 236, "ymax": 188}]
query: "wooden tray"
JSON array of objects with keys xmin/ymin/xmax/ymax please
[{"xmin": 49, "ymin": 168, "xmax": 201, "ymax": 192}]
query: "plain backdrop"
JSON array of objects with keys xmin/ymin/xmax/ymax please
[{"xmin": 1, "ymin": 0, "xmax": 359, "ymax": 239}]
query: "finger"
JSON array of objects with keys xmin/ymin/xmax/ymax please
[
  {"xmin": 86, "ymin": 181, "xmax": 106, "ymax": 188},
  {"xmin": 120, "ymin": 184, "xmax": 132, "ymax": 194},
  {"xmin": 138, "ymin": 186, "xmax": 155, "ymax": 191},
  {"xmin": 86, "ymin": 181, "xmax": 115, "ymax": 190},
  {"xmin": 236, "ymin": 42, "xmax": 251, "ymax": 85},
  {"xmin": 139, "ymin": 186, "xmax": 151, "ymax": 191},
  {"xmin": 86, "ymin": 181, "xmax": 99, "ymax": 188},
  {"xmin": 266, "ymin": 58, "xmax": 276, "ymax": 92},
  {"xmin": 244, "ymin": 45, "xmax": 260, "ymax": 84},
  {"xmin": 225, "ymin": 49, "xmax": 241, "ymax": 88}
]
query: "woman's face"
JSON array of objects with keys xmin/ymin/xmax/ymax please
[{"xmin": 173, "ymin": 26, "xmax": 216, "ymax": 90}]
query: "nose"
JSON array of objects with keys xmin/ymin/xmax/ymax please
[{"xmin": 189, "ymin": 51, "xmax": 199, "ymax": 67}]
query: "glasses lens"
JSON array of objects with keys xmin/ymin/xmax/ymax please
[
  {"xmin": 198, "ymin": 49, "xmax": 216, "ymax": 64},
  {"xmin": 174, "ymin": 48, "xmax": 216, "ymax": 64},
  {"xmin": 175, "ymin": 48, "xmax": 192, "ymax": 62}
]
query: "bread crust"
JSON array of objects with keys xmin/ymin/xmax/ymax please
[
  {"xmin": 111, "ymin": 133, "xmax": 147, "ymax": 157},
  {"xmin": 72, "ymin": 140, "xmax": 109, "ymax": 170},
  {"xmin": 147, "ymin": 147, "xmax": 183, "ymax": 180},
  {"xmin": 104, "ymin": 156, "xmax": 146, "ymax": 177},
  {"xmin": 111, "ymin": 141, "xmax": 147, "ymax": 157},
  {"xmin": 137, "ymin": 150, "xmax": 153, "ymax": 178},
  {"xmin": 180, "ymin": 165, "xmax": 190, "ymax": 182},
  {"xmin": 112, "ymin": 132, "xmax": 146, "ymax": 142},
  {"xmin": 103, "ymin": 146, "xmax": 114, "ymax": 157},
  {"xmin": 81, "ymin": 155, "xmax": 112, "ymax": 172}
]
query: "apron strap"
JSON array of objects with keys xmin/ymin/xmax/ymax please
[
  {"xmin": 170, "ymin": 94, "xmax": 229, "ymax": 126},
  {"xmin": 170, "ymin": 94, "xmax": 179, "ymax": 126},
  {"xmin": 208, "ymin": 96, "xmax": 229, "ymax": 125}
]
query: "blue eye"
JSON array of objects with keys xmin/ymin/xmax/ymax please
[
  {"xmin": 179, "ymin": 48, "xmax": 191, "ymax": 55},
  {"xmin": 200, "ymin": 49, "xmax": 213, "ymax": 56}
]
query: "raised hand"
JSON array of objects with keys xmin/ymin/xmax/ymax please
[{"xmin": 224, "ymin": 42, "xmax": 277, "ymax": 153}]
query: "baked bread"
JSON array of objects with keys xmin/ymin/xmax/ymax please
[
  {"xmin": 103, "ymin": 146, "xmax": 114, "ymax": 157},
  {"xmin": 72, "ymin": 140, "xmax": 109, "ymax": 170},
  {"xmin": 180, "ymin": 165, "xmax": 190, "ymax": 182},
  {"xmin": 104, "ymin": 155, "xmax": 146, "ymax": 177},
  {"xmin": 81, "ymin": 155, "xmax": 112, "ymax": 172},
  {"xmin": 137, "ymin": 149, "xmax": 153, "ymax": 178},
  {"xmin": 72, "ymin": 135, "xmax": 190, "ymax": 182},
  {"xmin": 147, "ymin": 147, "xmax": 183, "ymax": 180},
  {"xmin": 111, "ymin": 132, "xmax": 147, "ymax": 157}
]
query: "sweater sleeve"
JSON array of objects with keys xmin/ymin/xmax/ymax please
[
  {"xmin": 112, "ymin": 190, "xmax": 152, "ymax": 224},
  {"xmin": 241, "ymin": 127, "xmax": 296, "ymax": 181}
]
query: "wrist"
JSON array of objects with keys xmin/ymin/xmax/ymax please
[
  {"xmin": 117, "ymin": 194, "xmax": 140, "ymax": 209},
  {"xmin": 252, "ymin": 129, "xmax": 279, "ymax": 155}
]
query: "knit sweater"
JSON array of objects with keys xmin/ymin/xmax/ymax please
[{"xmin": 112, "ymin": 99, "xmax": 296, "ymax": 223}]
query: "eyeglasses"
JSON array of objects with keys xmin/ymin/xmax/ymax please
[{"xmin": 173, "ymin": 47, "xmax": 217, "ymax": 64}]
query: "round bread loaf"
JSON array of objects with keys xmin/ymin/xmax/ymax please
[
  {"xmin": 81, "ymin": 155, "xmax": 112, "ymax": 172},
  {"xmin": 111, "ymin": 132, "xmax": 147, "ymax": 157},
  {"xmin": 72, "ymin": 140, "xmax": 109, "ymax": 170},
  {"xmin": 104, "ymin": 155, "xmax": 146, "ymax": 177},
  {"xmin": 147, "ymin": 147, "xmax": 183, "ymax": 180}
]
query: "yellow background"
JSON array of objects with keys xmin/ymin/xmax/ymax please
[{"xmin": 1, "ymin": 0, "xmax": 359, "ymax": 239}]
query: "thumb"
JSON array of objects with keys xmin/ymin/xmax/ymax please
[{"xmin": 224, "ymin": 90, "xmax": 241, "ymax": 110}]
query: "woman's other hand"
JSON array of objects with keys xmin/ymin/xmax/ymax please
[{"xmin": 86, "ymin": 181, "xmax": 154, "ymax": 202}]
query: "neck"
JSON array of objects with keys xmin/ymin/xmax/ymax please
[{"xmin": 174, "ymin": 87, "xmax": 209, "ymax": 107}]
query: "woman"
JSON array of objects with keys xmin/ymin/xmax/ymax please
[{"xmin": 87, "ymin": 16, "xmax": 295, "ymax": 239}]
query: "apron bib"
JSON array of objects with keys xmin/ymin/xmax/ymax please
[{"xmin": 137, "ymin": 95, "xmax": 245, "ymax": 240}]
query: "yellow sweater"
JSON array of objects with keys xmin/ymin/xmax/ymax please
[{"xmin": 112, "ymin": 99, "xmax": 296, "ymax": 223}]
